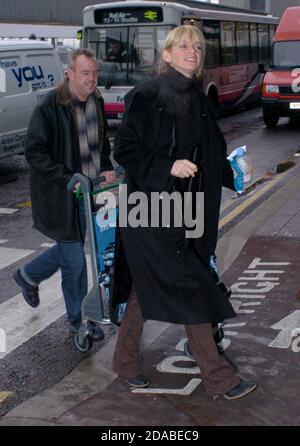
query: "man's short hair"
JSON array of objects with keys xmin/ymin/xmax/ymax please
[{"xmin": 67, "ymin": 48, "xmax": 97, "ymax": 69}]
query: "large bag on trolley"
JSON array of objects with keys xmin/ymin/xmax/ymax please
[{"xmin": 94, "ymin": 204, "xmax": 129, "ymax": 325}]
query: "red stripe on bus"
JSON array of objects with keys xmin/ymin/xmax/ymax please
[
  {"xmin": 219, "ymin": 85, "xmax": 260, "ymax": 104},
  {"xmin": 104, "ymin": 103, "xmax": 125, "ymax": 113}
]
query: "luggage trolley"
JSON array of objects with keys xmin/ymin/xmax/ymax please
[{"xmin": 67, "ymin": 173, "xmax": 119, "ymax": 352}]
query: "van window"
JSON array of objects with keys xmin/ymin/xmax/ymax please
[
  {"xmin": 0, "ymin": 56, "xmax": 29, "ymax": 96},
  {"xmin": 25, "ymin": 53, "xmax": 62, "ymax": 92},
  {"xmin": 273, "ymin": 41, "xmax": 300, "ymax": 68}
]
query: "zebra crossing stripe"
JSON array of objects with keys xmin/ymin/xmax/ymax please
[
  {"xmin": 0, "ymin": 208, "xmax": 18, "ymax": 214},
  {"xmin": 0, "ymin": 247, "xmax": 35, "ymax": 270},
  {"xmin": 0, "ymin": 256, "xmax": 92, "ymax": 359}
]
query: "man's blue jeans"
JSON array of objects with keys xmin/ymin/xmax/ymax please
[{"xmin": 21, "ymin": 201, "xmax": 87, "ymax": 325}]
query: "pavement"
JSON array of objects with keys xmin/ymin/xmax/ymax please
[{"xmin": 1, "ymin": 156, "xmax": 300, "ymax": 427}]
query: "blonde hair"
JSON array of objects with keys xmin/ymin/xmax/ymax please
[{"xmin": 159, "ymin": 25, "xmax": 206, "ymax": 78}]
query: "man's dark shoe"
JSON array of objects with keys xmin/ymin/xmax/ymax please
[
  {"xmin": 13, "ymin": 269, "xmax": 40, "ymax": 308},
  {"xmin": 126, "ymin": 375, "xmax": 150, "ymax": 388},
  {"xmin": 69, "ymin": 321, "xmax": 81, "ymax": 334},
  {"xmin": 224, "ymin": 380, "xmax": 257, "ymax": 400},
  {"xmin": 88, "ymin": 321, "xmax": 104, "ymax": 341}
]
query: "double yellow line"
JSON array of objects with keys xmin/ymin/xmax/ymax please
[{"xmin": 219, "ymin": 167, "xmax": 295, "ymax": 230}]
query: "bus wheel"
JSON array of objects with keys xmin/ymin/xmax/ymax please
[
  {"xmin": 263, "ymin": 108, "xmax": 279, "ymax": 128},
  {"xmin": 208, "ymin": 88, "xmax": 220, "ymax": 118}
]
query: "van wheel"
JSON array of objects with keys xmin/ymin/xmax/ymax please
[{"xmin": 263, "ymin": 108, "xmax": 279, "ymax": 128}]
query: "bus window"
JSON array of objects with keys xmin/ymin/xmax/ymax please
[
  {"xmin": 203, "ymin": 20, "xmax": 220, "ymax": 68},
  {"xmin": 250, "ymin": 23, "xmax": 258, "ymax": 62},
  {"xmin": 221, "ymin": 22, "xmax": 236, "ymax": 65},
  {"xmin": 258, "ymin": 23, "xmax": 269, "ymax": 61},
  {"xmin": 236, "ymin": 22, "xmax": 250, "ymax": 64},
  {"xmin": 128, "ymin": 26, "xmax": 171, "ymax": 84},
  {"xmin": 87, "ymin": 27, "xmax": 128, "ymax": 87},
  {"xmin": 269, "ymin": 24, "xmax": 276, "ymax": 44},
  {"xmin": 86, "ymin": 25, "xmax": 172, "ymax": 87}
]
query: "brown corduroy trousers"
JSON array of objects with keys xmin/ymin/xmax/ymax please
[{"xmin": 112, "ymin": 290, "xmax": 240, "ymax": 396}]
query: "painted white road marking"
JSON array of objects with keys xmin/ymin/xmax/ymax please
[
  {"xmin": 231, "ymin": 299, "xmax": 262, "ymax": 314},
  {"xmin": 157, "ymin": 355, "xmax": 200, "ymax": 374},
  {"xmin": 231, "ymin": 294, "xmax": 266, "ymax": 299},
  {"xmin": 0, "ymin": 208, "xmax": 18, "ymax": 214},
  {"xmin": 223, "ymin": 330, "xmax": 238, "ymax": 336},
  {"xmin": 0, "ymin": 328, "xmax": 6, "ymax": 353},
  {"xmin": 0, "ymin": 240, "xmax": 8, "ymax": 244},
  {"xmin": 239, "ymin": 270, "xmax": 285, "ymax": 281},
  {"xmin": 231, "ymin": 282, "xmax": 279, "ymax": 293},
  {"xmin": 0, "ymin": 247, "xmax": 35, "ymax": 270},
  {"xmin": 132, "ymin": 378, "xmax": 202, "ymax": 395},
  {"xmin": 0, "ymin": 273, "xmax": 65, "ymax": 359},
  {"xmin": 175, "ymin": 339, "xmax": 186, "ymax": 352},
  {"xmin": 269, "ymin": 310, "xmax": 300, "ymax": 350},
  {"xmin": 248, "ymin": 259, "xmax": 290, "ymax": 269},
  {"xmin": 223, "ymin": 323, "xmax": 246, "ymax": 328}
]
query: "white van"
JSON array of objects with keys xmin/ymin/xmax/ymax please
[{"xmin": 0, "ymin": 40, "xmax": 64, "ymax": 159}]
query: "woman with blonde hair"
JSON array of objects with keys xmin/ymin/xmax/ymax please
[{"xmin": 111, "ymin": 25, "xmax": 257, "ymax": 400}]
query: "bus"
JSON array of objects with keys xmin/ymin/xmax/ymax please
[{"xmin": 81, "ymin": 1, "xmax": 278, "ymax": 119}]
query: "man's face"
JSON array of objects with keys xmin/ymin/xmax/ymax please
[{"xmin": 68, "ymin": 55, "xmax": 98, "ymax": 101}]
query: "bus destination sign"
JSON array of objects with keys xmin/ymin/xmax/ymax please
[{"xmin": 94, "ymin": 7, "xmax": 163, "ymax": 24}]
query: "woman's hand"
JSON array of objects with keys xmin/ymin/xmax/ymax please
[{"xmin": 170, "ymin": 160, "xmax": 198, "ymax": 178}]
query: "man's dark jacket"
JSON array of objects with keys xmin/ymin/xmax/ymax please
[
  {"xmin": 25, "ymin": 79, "xmax": 113, "ymax": 242},
  {"xmin": 112, "ymin": 74, "xmax": 236, "ymax": 325}
]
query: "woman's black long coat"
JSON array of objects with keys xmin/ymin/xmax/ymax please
[{"xmin": 112, "ymin": 74, "xmax": 236, "ymax": 325}]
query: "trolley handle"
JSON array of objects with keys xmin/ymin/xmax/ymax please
[{"xmin": 67, "ymin": 173, "xmax": 106, "ymax": 194}]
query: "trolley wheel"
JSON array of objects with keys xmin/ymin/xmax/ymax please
[{"xmin": 74, "ymin": 333, "xmax": 93, "ymax": 352}]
